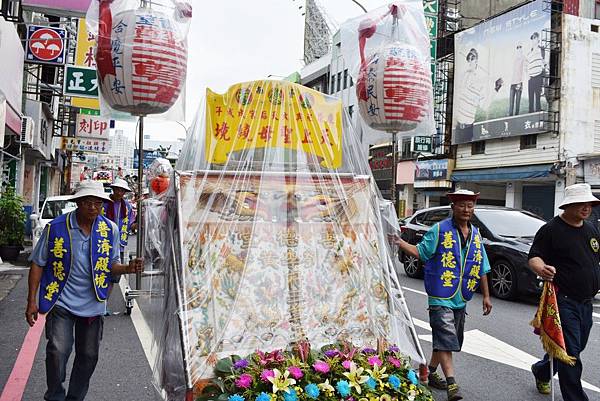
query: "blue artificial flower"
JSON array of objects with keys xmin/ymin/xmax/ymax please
[
  {"xmin": 283, "ymin": 389, "xmax": 298, "ymax": 401},
  {"xmin": 305, "ymin": 384, "xmax": 320, "ymax": 399},
  {"xmin": 361, "ymin": 348, "xmax": 376, "ymax": 354},
  {"xmin": 256, "ymin": 393, "xmax": 271, "ymax": 401},
  {"xmin": 336, "ymin": 380, "xmax": 351, "ymax": 397},
  {"xmin": 388, "ymin": 345, "xmax": 400, "ymax": 353},
  {"xmin": 365, "ymin": 377, "xmax": 377, "ymax": 390},
  {"xmin": 229, "ymin": 395, "xmax": 245, "ymax": 401},
  {"xmin": 233, "ymin": 359, "xmax": 249, "ymax": 370},
  {"xmin": 407, "ymin": 370, "xmax": 418, "ymax": 385},
  {"xmin": 388, "ymin": 375, "xmax": 401, "ymax": 390}
]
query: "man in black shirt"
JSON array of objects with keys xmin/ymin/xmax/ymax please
[{"xmin": 528, "ymin": 183, "xmax": 600, "ymax": 401}]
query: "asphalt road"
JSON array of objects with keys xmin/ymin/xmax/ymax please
[{"xmin": 396, "ymin": 268, "xmax": 600, "ymax": 401}]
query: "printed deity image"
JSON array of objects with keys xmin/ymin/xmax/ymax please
[
  {"xmin": 166, "ymin": 80, "xmax": 422, "ymax": 382},
  {"xmin": 452, "ymin": 0, "xmax": 551, "ymax": 144}
]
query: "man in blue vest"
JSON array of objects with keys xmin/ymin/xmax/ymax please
[
  {"xmin": 102, "ymin": 177, "xmax": 135, "ymax": 265},
  {"xmin": 393, "ymin": 189, "xmax": 493, "ymax": 401},
  {"xmin": 25, "ymin": 180, "xmax": 143, "ymax": 401}
]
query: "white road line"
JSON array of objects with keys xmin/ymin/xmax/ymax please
[
  {"xmin": 412, "ymin": 318, "xmax": 431, "ymax": 331},
  {"xmin": 119, "ymin": 281, "xmax": 155, "ymax": 368},
  {"xmin": 402, "ymin": 286, "xmax": 427, "ymax": 296},
  {"xmin": 418, "ymin": 329, "xmax": 600, "ymax": 393},
  {"xmin": 592, "ymin": 312, "xmax": 600, "ymax": 319}
]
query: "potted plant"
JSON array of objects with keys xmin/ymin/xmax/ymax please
[{"xmin": 0, "ymin": 186, "xmax": 26, "ymax": 261}]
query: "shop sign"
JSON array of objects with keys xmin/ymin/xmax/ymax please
[
  {"xmin": 75, "ymin": 114, "xmax": 109, "ymax": 139},
  {"xmin": 584, "ymin": 158, "xmax": 600, "ymax": 186},
  {"xmin": 61, "ymin": 137, "xmax": 109, "ymax": 153},
  {"xmin": 25, "ymin": 25, "xmax": 66, "ymax": 65},
  {"xmin": 64, "ymin": 65, "xmax": 98, "ymax": 98},
  {"xmin": 415, "ymin": 159, "xmax": 448, "ymax": 180},
  {"xmin": 423, "ymin": 0, "xmax": 438, "ymax": 15},
  {"xmin": 411, "ymin": 136, "xmax": 433, "ymax": 153}
]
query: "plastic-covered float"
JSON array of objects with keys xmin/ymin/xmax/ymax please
[{"xmin": 144, "ymin": 80, "xmax": 429, "ymax": 401}]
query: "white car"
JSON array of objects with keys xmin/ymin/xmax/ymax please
[{"xmin": 31, "ymin": 195, "xmax": 78, "ymax": 248}]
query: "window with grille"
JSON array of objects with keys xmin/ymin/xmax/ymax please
[
  {"xmin": 471, "ymin": 141, "xmax": 485, "ymax": 155},
  {"xmin": 520, "ymin": 134, "xmax": 537, "ymax": 150}
]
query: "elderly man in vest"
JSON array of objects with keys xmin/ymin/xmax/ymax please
[
  {"xmin": 393, "ymin": 189, "xmax": 493, "ymax": 401},
  {"xmin": 25, "ymin": 181, "xmax": 143, "ymax": 401},
  {"xmin": 102, "ymin": 177, "xmax": 135, "ymax": 265}
]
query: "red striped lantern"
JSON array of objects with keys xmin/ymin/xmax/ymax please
[
  {"xmin": 96, "ymin": 4, "xmax": 187, "ymax": 115},
  {"xmin": 356, "ymin": 43, "xmax": 431, "ymax": 132}
]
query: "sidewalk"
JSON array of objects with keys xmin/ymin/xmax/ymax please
[{"xmin": 0, "ymin": 255, "xmax": 161, "ymax": 401}]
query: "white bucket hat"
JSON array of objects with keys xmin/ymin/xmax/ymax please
[
  {"xmin": 558, "ymin": 183, "xmax": 600, "ymax": 209},
  {"xmin": 71, "ymin": 180, "xmax": 111, "ymax": 202},
  {"xmin": 110, "ymin": 177, "xmax": 132, "ymax": 192},
  {"xmin": 447, "ymin": 189, "xmax": 480, "ymax": 202}
]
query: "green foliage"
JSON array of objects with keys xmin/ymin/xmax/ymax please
[{"xmin": 0, "ymin": 187, "xmax": 26, "ymax": 246}]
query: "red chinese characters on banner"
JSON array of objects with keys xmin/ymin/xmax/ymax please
[{"xmin": 75, "ymin": 114, "xmax": 110, "ymax": 139}]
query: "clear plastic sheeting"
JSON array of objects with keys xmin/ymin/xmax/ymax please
[
  {"xmin": 340, "ymin": 1, "xmax": 435, "ymax": 137},
  {"xmin": 150, "ymin": 80, "xmax": 425, "ymax": 399},
  {"xmin": 86, "ymin": 0, "xmax": 190, "ymax": 121}
]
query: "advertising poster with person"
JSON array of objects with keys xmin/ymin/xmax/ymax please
[{"xmin": 452, "ymin": 0, "xmax": 551, "ymax": 144}]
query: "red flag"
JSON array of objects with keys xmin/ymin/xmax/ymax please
[{"xmin": 530, "ymin": 282, "xmax": 576, "ymax": 365}]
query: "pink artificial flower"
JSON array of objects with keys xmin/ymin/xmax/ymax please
[
  {"xmin": 260, "ymin": 369, "xmax": 275, "ymax": 382},
  {"xmin": 313, "ymin": 360, "xmax": 330, "ymax": 374},
  {"xmin": 387, "ymin": 356, "xmax": 402, "ymax": 368},
  {"xmin": 288, "ymin": 366, "xmax": 304, "ymax": 380},
  {"xmin": 342, "ymin": 360, "xmax": 352, "ymax": 369},
  {"xmin": 235, "ymin": 373, "xmax": 253, "ymax": 389},
  {"xmin": 367, "ymin": 356, "xmax": 383, "ymax": 367},
  {"xmin": 257, "ymin": 350, "xmax": 285, "ymax": 366}
]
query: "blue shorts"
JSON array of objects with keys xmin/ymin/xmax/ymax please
[{"xmin": 429, "ymin": 306, "xmax": 466, "ymax": 352}]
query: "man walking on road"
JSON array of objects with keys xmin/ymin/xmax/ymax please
[
  {"xmin": 529, "ymin": 183, "xmax": 600, "ymax": 401},
  {"xmin": 25, "ymin": 180, "xmax": 144, "ymax": 401},
  {"xmin": 102, "ymin": 177, "xmax": 135, "ymax": 265},
  {"xmin": 393, "ymin": 189, "xmax": 493, "ymax": 401}
]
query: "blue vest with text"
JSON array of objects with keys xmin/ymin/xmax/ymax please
[
  {"xmin": 39, "ymin": 212, "xmax": 115, "ymax": 314},
  {"xmin": 101, "ymin": 199, "xmax": 132, "ymax": 247},
  {"xmin": 424, "ymin": 218, "xmax": 484, "ymax": 301}
]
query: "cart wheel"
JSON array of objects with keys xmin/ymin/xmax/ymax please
[{"xmin": 125, "ymin": 305, "xmax": 132, "ymax": 316}]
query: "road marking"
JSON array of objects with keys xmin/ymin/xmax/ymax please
[
  {"xmin": 419, "ymin": 329, "xmax": 600, "ymax": 393},
  {"xmin": 412, "ymin": 318, "xmax": 431, "ymax": 331},
  {"xmin": 402, "ymin": 286, "xmax": 427, "ymax": 296},
  {"xmin": 119, "ymin": 281, "xmax": 156, "ymax": 370},
  {"xmin": 592, "ymin": 312, "xmax": 600, "ymax": 319},
  {"xmin": 0, "ymin": 314, "xmax": 46, "ymax": 401}
]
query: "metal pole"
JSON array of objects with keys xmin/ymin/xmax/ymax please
[
  {"xmin": 391, "ymin": 132, "xmax": 397, "ymax": 215},
  {"xmin": 350, "ymin": 0, "xmax": 368, "ymax": 13},
  {"xmin": 135, "ymin": 115, "xmax": 144, "ymax": 290},
  {"xmin": 550, "ymin": 355, "xmax": 555, "ymax": 401}
]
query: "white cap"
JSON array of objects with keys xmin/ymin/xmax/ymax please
[
  {"xmin": 71, "ymin": 180, "xmax": 111, "ymax": 201},
  {"xmin": 558, "ymin": 183, "xmax": 600, "ymax": 209},
  {"xmin": 110, "ymin": 177, "xmax": 132, "ymax": 192}
]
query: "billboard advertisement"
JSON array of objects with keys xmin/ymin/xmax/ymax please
[
  {"xmin": 25, "ymin": 25, "xmax": 66, "ymax": 65},
  {"xmin": 452, "ymin": 0, "xmax": 551, "ymax": 144}
]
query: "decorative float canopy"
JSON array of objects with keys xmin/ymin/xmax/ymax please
[
  {"xmin": 95, "ymin": 1, "xmax": 188, "ymax": 116},
  {"xmin": 146, "ymin": 80, "xmax": 425, "ymax": 395}
]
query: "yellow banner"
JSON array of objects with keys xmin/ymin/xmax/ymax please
[
  {"xmin": 73, "ymin": 18, "xmax": 100, "ymax": 110},
  {"xmin": 206, "ymin": 80, "xmax": 343, "ymax": 168}
]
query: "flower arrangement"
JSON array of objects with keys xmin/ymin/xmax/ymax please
[{"xmin": 197, "ymin": 343, "xmax": 433, "ymax": 401}]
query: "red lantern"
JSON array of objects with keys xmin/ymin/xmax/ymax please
[
  {"xmin": 150, "ymin": 176, "xmax": 170, "ymax": 195},
  {"xmin": 96, "ymin": 2, "xmax": 188, "ymax": 115},
  {"xmin": 356, "ymin": 42, "xmax": 431, "ymax": 133}
]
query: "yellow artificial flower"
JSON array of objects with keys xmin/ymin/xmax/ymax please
[
  {"xmin": 267, "ymin": 368, "xmax": 296, "ymax": 393},
  {"xmin": 366, "ymin": 365, "xmax": 388, "ymax": 383},
  {"xmin": 380, "ymin": 394, "xmax": 392, "ymax": 401},
  {"xmin": 407, "ymin": 389, "xmax": 417, "ymax": 401},
  {"xmin": 343, "ymin": 362, "xmax": 370, "ymax": 394},
  {"xmin": 317, "ymin": 379, "xmax": 335, "ymax": 396}
]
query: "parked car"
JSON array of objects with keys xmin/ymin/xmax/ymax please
[
  {"xmin": 30, "ymin": 196, "xmax": 78, "ymax": 248},
  {"xmin": 398, "ymin": 205, "xmax": 546, "ymax": 300}
]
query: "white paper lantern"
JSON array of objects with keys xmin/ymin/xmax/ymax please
[
  {"xmin": 356, "ymin": 43, "xmax": 431, "ymax": 133},
  {"xmin": 96, "ymin": 7, "xmax": 187, "ymax": 115}
]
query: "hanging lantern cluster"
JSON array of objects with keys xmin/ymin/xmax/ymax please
[
  {"xmin": 96, "ymin": 1, "xmax": 188, "ymax": 116},
  {"xmin": 355, "ymin": 6, "xmax": 432, "ymax": 133}
]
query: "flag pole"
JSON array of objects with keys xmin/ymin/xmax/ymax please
[{"xmin": 550, "ymin": 355, "xmax": 555, "ymax": 401}]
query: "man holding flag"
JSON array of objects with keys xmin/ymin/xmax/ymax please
[{"xmin": 528, "ymin": 183, "xmax": 600, "ymax": 401}]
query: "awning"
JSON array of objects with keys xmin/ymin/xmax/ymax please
[{"xmin": 451, "ymin": 164, "xmax": 554, "ymax": 182}]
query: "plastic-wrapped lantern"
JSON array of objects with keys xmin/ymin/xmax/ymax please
[
  {"xmin": 150, "ymin": 175, "xmax": 170, "ymax": 195},
  {"xmin": 96, "ymin": 4, "xmax": 188, "ymax": 115},
  {"xmin": 356, "ymin": 43, "xmax": 431, "ymax": 132}
]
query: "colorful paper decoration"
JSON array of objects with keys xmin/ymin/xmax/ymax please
[{"xmin": 96, "ymin": 3, "xmax": 187, "ymax": 115}]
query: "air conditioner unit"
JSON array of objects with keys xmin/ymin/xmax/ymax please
[{"xmin": 20, "ymin": 116, "xmax": 34, "ymax": 146}]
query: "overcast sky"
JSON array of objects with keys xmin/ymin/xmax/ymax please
[{"xmin": 123, "ymin": 0, "xmax": 388, "ymax": 141}]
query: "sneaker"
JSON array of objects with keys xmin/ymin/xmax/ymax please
[
  {"xmin": 531, "ymin": 364, "xmax": 550, "ymax": 395},
  {"xmin": 447, "ymin": 383, "xmax": 463, "ymax": 401},
  {"xmin": 428, "ymin": 371, "xmax": 447, "ymax": 390},
  {"xmin": 535, "ymin": 379, "xmax": 550, "ymax": 395}
]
